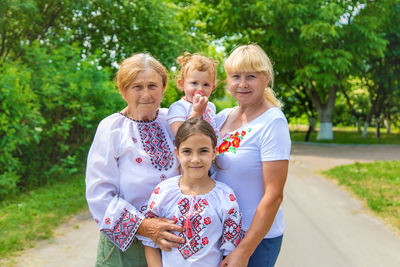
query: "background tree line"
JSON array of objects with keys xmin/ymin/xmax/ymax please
[{"xmin": 0, "ymin": 0, "xmax": 399, "ymax": 199}]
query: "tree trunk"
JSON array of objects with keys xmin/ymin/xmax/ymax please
[
  {"xmin": 304, "ymin": 117, "xmax": 316, "ymax": 142},
  {"xmin": 384, "ymin": 117, "xmax": 391, "ymax": 134},
  {"xmin": 310, "ymin": 87, "xmax": 337, "ymax": 140},
  {"xmin": 376, "ymin": 115, "xmax": 381, "ymax": 139},
  {"xmin": 356, "ymin": 118, "xmax": 361, "ymax": 133},
  {"xmin": 362, "ymin": 122, "xmax": 369, "ymax": 138}
]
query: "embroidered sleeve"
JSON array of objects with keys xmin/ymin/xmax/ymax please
[
  {"xmin": 167, "ymin": 101, "xmax": 188, "ymax": 124},
  {"xmin": 136, "ymin": 185, "xmax": 163, "ymax": 248},
  {"xmin": 85, "ymin": 118, "xmax": 144, "ymax": 252},
  {"xmin": 220, "ymin": 192, "xmax": 243, "ymax": 256}
]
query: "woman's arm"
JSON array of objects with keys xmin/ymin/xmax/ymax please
[
  {"xmin": 220, "ymin": 160, "xmax": 289, "ymax": 267},
  {"xmin": 144, "ymin": 246, "xmax": 162, "ymax": 267}
]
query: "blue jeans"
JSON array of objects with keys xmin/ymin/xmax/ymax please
[{"xmin": 248, "ymin": 235, "xmax": 283, "ymax": 267}]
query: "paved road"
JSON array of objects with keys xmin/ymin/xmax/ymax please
[
  {"xmin": 277, "ymin": 144, "xmax": 400, "ymax": 267},
  {"xmin": 7, "ymin": 144, "xmax": 400, "ymax": 267}
]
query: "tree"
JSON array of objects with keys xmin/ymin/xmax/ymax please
[{"xmin": 200, "ymin": 0, "xmax": 387, "ymax": 139}]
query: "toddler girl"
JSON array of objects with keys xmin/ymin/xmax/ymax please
[
  {"xmin": 167, "ymin": 52, "xmax": 219, "ymax": 135},
  {"xmin": 139, "ymin": 118, "xmax": 242, "ymax": 267}
]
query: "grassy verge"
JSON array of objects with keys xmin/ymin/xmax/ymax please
[
  {"xmin": 0, "ymin": 172, "xmax": 87, "ymax": 259},
  {"xmin": 290, "ymin": 126, "xmax": 400, "ymax": 144},
  {"xmin": 323, "ymin": 161, "xmax": 400, "ymax": 231}
]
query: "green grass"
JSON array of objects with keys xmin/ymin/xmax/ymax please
[
  {"xmin": 290, "ymin": 126, "xmax": 400, "ymax": 144},
  {"xmin": 323, "ymin": 161, "xmax": 400, "ymax": 231},
  {"xmin": 0, "ymin": 172, "xmax": 87, "ymax": 259}
]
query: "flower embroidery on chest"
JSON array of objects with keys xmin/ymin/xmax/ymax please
[{"xmin": 217, "ymin": 128, "xmax": 251, "ymax": 155}]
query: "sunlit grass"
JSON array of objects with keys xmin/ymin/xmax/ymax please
[
  {"xmin": 290, "ymin": 125, "xmax": 400, "ymax": 144},
  {"xmin": 0, "ymin": 172, "xmax": 87, "ymax": 259},
  {"xmin": 323, "ymin": 161, "xmax": 400, "ymax": 231}
]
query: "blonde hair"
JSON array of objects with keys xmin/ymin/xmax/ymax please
[
  {"xmin": 116, "ymin": 53, "xmax": 168, "ymax": 94},
  {"xmin": 177, "ymin": 52, "xmax": 219, "ymax": 90},
  {"xmin": 224, "ymin": 44, "xmax": 282, "ymax": 108}
]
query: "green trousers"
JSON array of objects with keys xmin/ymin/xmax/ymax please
[{"xmin": 95, "ymin": 233, "xmax": 147, "ymax": 267}]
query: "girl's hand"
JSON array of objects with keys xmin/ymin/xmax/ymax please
[
  {"xmin": 191, "ymin": 94, "xmax": 208, "ymax": 117},
  {"xmin": 138, "ymin": 217, "xmax": 185, "ymax": 251},
  {"xmin": 220, "ymin": 249, "xmax": 250, "ymax": 267}
]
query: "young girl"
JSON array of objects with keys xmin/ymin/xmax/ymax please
[
  {"xmin": 138, "ymin": 118, "xmax": 242, "ymax": 267},
  {"xmin": 167, "ymin": 52, "xmax": 219, "ymax": 135}
]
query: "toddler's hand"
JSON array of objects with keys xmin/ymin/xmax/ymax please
[{"xmin": 192, "ymin": 94, "xmax": 208, "ymax": 117}]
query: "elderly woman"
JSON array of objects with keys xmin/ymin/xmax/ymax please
[
  {"xmin": 86, "ymin": 53, "xmax": 184, "ymax": 266},
  {"xmin": 215, "ymin": 44, "xmax": 291, "ymax": 267}
]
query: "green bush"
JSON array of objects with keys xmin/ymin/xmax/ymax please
[
  {"xmin": 0, "ymin": 43, "xmax": 124, "ymax": 198},
  {"xmin": 0, "ymin": 62, "xmax": 44, "ymax": 198}
]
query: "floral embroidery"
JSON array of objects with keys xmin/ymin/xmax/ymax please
[
  {"xmin": 202, "ymin": 199, "xmax": 208, "ymax": 205},
  {"xmin": 229, "ymin": 194, "xmax": 236, "ymax": 201},
  {"xmin": 221, "ymin": 217, "xmax": 242, "ymax": 249},
  {"xmin": 154, "ymin": 187, "xmax": 160, "ymax": 194},
  {"xmin": 105, "ymin": 218, "xmax": 111, "ymax": 225},
  {"xmin": 137, "ymin": 122, "xmax": 174, "ymax": 171},
  {"xmin": 217, "ymin": 128, "xmax": 251, "ymax": 155},
  {"xmin": 149, "ymin": 201, "xmax": 155, "ymax": 210},
  {"xmin": 101, "ymin": 209, "xmax": 142, "ymax": 251},
  {"xmin": 136, "ymin": 157, "xmax": 142, "ymax": 163},
  {"xmin": 176, "ymin": 197, "xmax": 209, "ymax": 259},
  {"xmin": 132, "ymin": 137, "xmax": 137, "ymax": 143},
  {"xmin": 160, "ymin": 174, "xmax": 167, "ymax": 180},
  {"xmin": 228, "ymin": 208, "xmax": 235, "ymax": 215}
]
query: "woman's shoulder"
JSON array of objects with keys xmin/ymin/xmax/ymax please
[{"xmin": 96, "ymin": 113, "xmax": 127, "ymax": 132}]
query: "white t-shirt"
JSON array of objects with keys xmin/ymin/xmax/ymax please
[
  {"xmin": 214, "ymin": 107, "xmax": 291, "ymax": 238},
  {"xmin": 137, "ymin": 175, "xmax": 243, "ymax": 267},
  {"xmin": 167, "ymin": 98, "xmax": 217, "ymax": 130},
  {"xmin": 85, "ymin": 109, "xmax": 179, "ymax": 251}
]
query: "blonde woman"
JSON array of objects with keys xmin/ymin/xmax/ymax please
[{"xmin": 215, "ymin": 44, "xmax": 291, "ymax": 267}]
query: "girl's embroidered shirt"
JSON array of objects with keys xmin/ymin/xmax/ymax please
[
  {"xmin": 138, "ymin": 175, "xmax": 243, "ymax": 267},
  {"xmin": 85, "ymin": 109, "xmax": 179, "ymax": 252},
  {"xmin": 214, "ymin": 107, "xmax": 291, "ymax": 239},
  {"xmin": 167, "ymin": 98, "xmax": 217, "ymax": 130}
]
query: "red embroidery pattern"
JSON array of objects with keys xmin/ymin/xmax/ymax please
[
  {"xmin": 229, "ymin": 194, "xmax": 236, "ymax": 201},
  {"xmin": 176, "ymin": 197, "xmax": 209, "ymax": 259},
  {"xmin": 137, "ymin": 122, "xmax": 174, "ymax": 171},
  {"xmin": 136, "ymin": 157, "xmax": 142, "ymax": 163},
  {"xmin": 154, "ymin": 187, "xmax": 160, "ymax": 194},
  {"xmin": 217, "ymin": 128, "xmax": 251, "ymax": 155},
  {"xmin": 221, "ymin": 210, "xmax": 242, "ymax": 248},
  {"xmin": 101, "ymin": 209, "xmax": 142, "ymax": 251}
]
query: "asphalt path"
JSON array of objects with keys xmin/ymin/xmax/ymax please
[{"xmin": 7, "ymin": 144, "xmax": 400, "ymax": 267}]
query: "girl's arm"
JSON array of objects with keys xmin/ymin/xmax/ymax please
[
  {"xmin": 220, "ymin": 160, "xmax": 289, "ymax": 267},
  {"xmin": 144, "ymin": 246, "xmax": 162, "ymax": 267}
]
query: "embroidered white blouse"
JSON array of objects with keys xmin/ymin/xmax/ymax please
[
  {"xmin": 214, "ymin": 107, "xmax": 291, "ymax": 239},
  {"xmin": 167, "ymin": 98, "xmax": 217, "ymax": 130},
  {"xmin": 85, "ymin": 109, "xmax": 179, "ymax": 252},
  {"xmin": 137, "ymin": 175, "xmax": 243, "ymax": 267}
]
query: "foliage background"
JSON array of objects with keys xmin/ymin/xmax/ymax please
[{"xmin": 0, "ymin": 0, "xmax": 399, "ymax": 199}]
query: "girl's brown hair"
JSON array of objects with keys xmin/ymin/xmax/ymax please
[{"xmin": 174, "ymin": 118, "xmax": 221, "ymax": 169}]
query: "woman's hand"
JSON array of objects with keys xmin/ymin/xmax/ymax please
[
  {"xmin": 220, "ymin": 248, "xmax": 250, "ymax": 267},
  {"xmin": 138, "ymin": 217, "xmax": 185, "ymax": 251}
]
